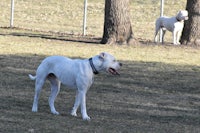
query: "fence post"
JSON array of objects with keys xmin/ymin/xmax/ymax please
[
  {"xmin": 83, "ymin": 0, "xmax": 88, "ymax": 36},
  {"xmin": 10, "ymin": 0, "xmax": 15, "ymax": 28},
  {"xmin": 159, "ymin": 0, "xmax": 164, "ymax": 43}
]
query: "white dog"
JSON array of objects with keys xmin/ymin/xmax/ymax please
[
  {"xmin": 29, "ymin": 52, "xmax": 122, "ymax": 120},
  {"xmin": 154, "ymin": 10, "xmax": 188, "ymax": 45}
]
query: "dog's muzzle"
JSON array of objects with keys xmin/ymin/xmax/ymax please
[{"xmin": 108, "ymin": 63, "xmax": 122, "ymax": 76}]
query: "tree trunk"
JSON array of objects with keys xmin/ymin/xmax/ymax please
[
  {"xmin": 101, "ymin": 0, "xmax": 134, "ymax": 45},
  {"xmin": 181, "ymin": 0, "xmax": 200, "ymax": 45}
]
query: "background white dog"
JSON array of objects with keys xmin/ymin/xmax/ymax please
[
  {"xmin": 154, "ymin": 10, "xmax": 188, "ymax": 45},
  {"xmin": 29, "ymin": 52, "xmax": 122, "ymax": 121}
]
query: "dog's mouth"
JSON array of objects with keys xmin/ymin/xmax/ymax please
[{"xmin": 108, "ymin": 68, "xmax": 120, "ymax": 75}]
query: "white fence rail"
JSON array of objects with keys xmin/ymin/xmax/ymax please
[{"xmin": 10, "ymin": 0, "xmax": 15, "ymax": 27}]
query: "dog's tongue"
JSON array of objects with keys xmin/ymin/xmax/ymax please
[
  {"xmin": 109, "ymin": 68, "xmax": 120, "ymax": 75},
  {"xmin": 115, "ymin": 71, "xmax": 120, "ymax": 75}
]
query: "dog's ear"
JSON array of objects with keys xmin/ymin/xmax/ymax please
[
  {"xmin": 177, "ymin": 10, "xmax": 181, "ymax": 16},
  {"xmin": 99, "ymin": 52, "xmax": 106, "ymax": 60},
  {"xmin": 176, "ymin": 10, "xmax": 183, "ymax": 21}
]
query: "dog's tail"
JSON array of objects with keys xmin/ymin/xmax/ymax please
[{"xmin": 29, "ymin": 74, "xmax": 36, "ymax": 80}]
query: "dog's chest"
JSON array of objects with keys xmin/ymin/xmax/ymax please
[{"xmin": 174, "ymin": 22, "xmax": 184, "ymax": 31}]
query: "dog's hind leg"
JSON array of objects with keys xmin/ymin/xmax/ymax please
[
  {"xmin": 154, "ymin": 27, "xmax": 159, "ymax": 43},
  {"xmin": 154, "ymin": 19, "xmax": 161, "ymax": 43},
  {"xmin": 32, "ymin": 77, "xmax": 45, "ymax": 112},
  {"xmin": 161, "ymin": 29, "xmax": 166, "ymax": 44},
  {"xmin": 48, "ymin": 74, "xmax": 61, "ymax": 115}
]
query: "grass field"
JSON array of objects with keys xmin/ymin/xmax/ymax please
[
  {"xmin": 1, "ymin": 0, "xmax": 200, "ymax": 133},
  {"xmin": 1, "ymin": 30, "xmax": 200, "ymax": 132}
]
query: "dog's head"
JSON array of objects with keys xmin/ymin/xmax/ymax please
[
  {"xmin": 93, "ymin": 52, "xmax": 122, "ymax": 75},
  {"xmin": 176, "ymin": 10, "xmax": 188, "ymax": 21}
]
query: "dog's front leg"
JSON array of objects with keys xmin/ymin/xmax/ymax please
[
  {"xmin": 71, "ymin": 89, "xmax": 90, "ymax": 120},
  {"xmin": 173, "ymin": 31, "xmax": 177, "ymax": 45},
  {"xmin": 71, "ymin": 90, "xmax": 80, "ymax": 117},
  {"xmin": 176, "ymin": 30, "xmax": 182, "ymax": 45},
  {"xmin": 79, "ymin": 90, "xmax": 90, "ymax": 120}
]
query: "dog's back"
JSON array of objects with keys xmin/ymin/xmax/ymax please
[{"xmin": 156, "ymin": 16, "xmax": 177, "ymax": 32}]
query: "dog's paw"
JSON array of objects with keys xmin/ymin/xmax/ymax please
[
  {"xmin": 32, "ymin": 107, "xmax": 38, "ymax": 112},
  {"xmin": 51, "ymin": 110, "xmax": 59, "ymax": 115},
  {"xmin": 82, "ymin": 115, "xmax": 91, "ymax": 121},
  {"xmin": 32, "ymin": 110, "xmax": 37, "ymax": 113},
  {"xmin": 173, "ymin": 42, "xmax": 181, "ymax": 45},
  {"xmin": 71, "ymin": 111, "xmax": 77, "ymax": 117}
]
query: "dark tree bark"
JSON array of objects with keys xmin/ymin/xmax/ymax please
[
  {"xmin": 101, "ymin": 0, "xmax": 134, "ymax": 45},
  {"xmin": 181, "ymin": 0, "xmax": 200, "ymax": 45}
]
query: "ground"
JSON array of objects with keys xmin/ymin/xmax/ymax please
[{"xmin": 0, "ymin": 29, "xmax": 200, "ymax": 132}]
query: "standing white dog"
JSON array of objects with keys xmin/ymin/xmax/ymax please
[
  {"xmin": 29, "ymin": 52, "xmax": 122, "ymax": 120},
  {"xmin": 154, "ymin": 10, "xmax": 188, "ymax": 45}
]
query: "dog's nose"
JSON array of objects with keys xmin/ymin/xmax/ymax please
[{"xmin": 119, "ymin": 63, "xmax": 122, "ymax": 66}]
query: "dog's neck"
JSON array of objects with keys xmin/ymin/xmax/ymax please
[
  {"xmin": 89, "ymin": 58, "xmax": 99, "ymax": 75},
  {"xmin": 176, "ymin": 17, "xmax": 183, "ymax": 22}
]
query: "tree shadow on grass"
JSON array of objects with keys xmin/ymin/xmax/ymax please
[
  {"xmin": 0, "ymin": 27, "xmax": 102, "ymax": 44},
  {"xmin": 0, "ymin": 54, "xmax": 200, "ymax": 132}
]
